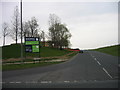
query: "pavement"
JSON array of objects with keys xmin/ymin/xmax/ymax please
[{"xmin": 2, "ymin": 51, "xmax": 119, "ymax": 88}]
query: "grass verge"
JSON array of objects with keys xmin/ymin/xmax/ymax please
[
  {"xmin": 92, "ymin": 45, "xmax": 120, "ymax": 57},
  {"xmin": 2, "ymin": 44, "xmax": 72, "ymax": 59},
  {"xmin": 68, "ymin": 52, "xmax": 78, "ymax": 58},
  {"xmin": 2, "ymin": 61, "xmax": 63, "ymax": 71},
  {"xmin": 2, "ymin": 52, "xmax": 78, "ymax": 71}
]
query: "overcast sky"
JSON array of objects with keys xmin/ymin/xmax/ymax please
[{"xmin": 0, "ymin": 0, "xmax": 119, "ymax": 49}]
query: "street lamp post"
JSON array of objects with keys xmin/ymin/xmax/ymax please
[{"xmin": 20, "ymin": 0, "xmax": 23, "ymax": 62}]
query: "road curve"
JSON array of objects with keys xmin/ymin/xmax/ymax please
[{"xmin": 2, "ymin": 51, "xmax": 119, "ymax": 88}]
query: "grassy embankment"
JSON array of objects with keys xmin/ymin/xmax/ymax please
[
  {"xmin": 93, "ymin": 45, "xmax": 120, "ymax": 57},
  {"xmin": 2, "ymin": 44, "xmax": 78, "ymax": 71},
  {"xmin": 2, "ymin": 44, "xmax": 73, "ymax": 59}
]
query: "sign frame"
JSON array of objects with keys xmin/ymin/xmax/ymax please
[{"xmin": 24, "ymin": 37, "xmax": 40, "ymax": 58}]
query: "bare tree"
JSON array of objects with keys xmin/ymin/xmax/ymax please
[
  {"xmin": 10, "ymin": 6, "xmax": 20, "ymax": 44},
  {"xmin": 22, "ymin": 17, "xmax": 39, "ymax": 38},
  {"xmin": 2, "ymin": 22, "xmax": 9, "ymax": 46},
  {"xmin": 28, "ymin": 17, "xmax": 39, "ymax": 37},
  {"xmin": 23, "ymin": 21, "xmax": 31, "ymax": 37},
  {"xmin": 49, "ymin": 14, "xmax": 61, "ymax": 27}
]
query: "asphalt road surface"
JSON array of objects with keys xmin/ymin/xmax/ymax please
[{"xmin": 2, "ymin": 51, "xmax": 119, "ymax": 88}]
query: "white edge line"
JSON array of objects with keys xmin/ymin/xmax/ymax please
[
  {"xmin": 64, "ymin": 81, "xmax": 70, "ymax": 83},
  {"xmin": 41, "ymin": 81, "xmax": 49, "ymax": 83},
  {"xmin": 94, "ymin": 58, "xmax": 97, "ymax": 61},
  {"xmin": 15, "ymin": 82, "xmax": 21, "ymax": 83},
  {"xmin": 9, "ymin": 82, "xmax": 15, "ymax": 83},
  {"xmin": 97, "ymin": 61, "xmax": 101, "ymax": 65},
  {"xmin": 103, "ymin": 68, "xmax": 113, "ymax": 79}
]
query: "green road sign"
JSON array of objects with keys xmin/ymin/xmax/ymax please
[
  {"xmin": 25, "ymin": 41, "xmax": 39, "ymax": 45},
  {"xmin": 25, "ymin": 37, "xmax": 40, "ymax": 53},
  {"xmin": 32, "ymin": 45, "xmax": 40, "ymax": 52}
]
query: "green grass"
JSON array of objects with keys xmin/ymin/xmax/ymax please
[
  {"xmin": 2, "ymin": 44, "xmax": 22, "ymax": 59},
  {"xmin": 2, "ymin": 61, "xmax": 63, "ymax": 71},
  {"xmin": 2, "ymin": 44, "xmax": 72, "ymax": 59},
  {"xmin": 40, "ymin": 47, "xmax": 71, "ymax": 57},
  {"xmin": 68, "ymin": 52, "xmax": 78, "ymax": 58},
  {"xmin": 2, "ymin": 44, "xmax": 77, "ymax": 71},
  {"xmin": 93, "ymin": 45, "xmax": 120, "ymax": 57}
]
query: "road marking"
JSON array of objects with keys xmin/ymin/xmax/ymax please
[
  {"xmin": 90, "ymin": 54, "xmax": 112, "ymax": 79},
  {"xmin": 48, "ymin": 81, "xmax": 52, "ymax": 83},
  {"xmin": 94, "ymin": 58, "xmax": 96, "ymax": 60},
  {"xmin": 64, "ymin": 81, "xmax": 70, "ymax": 83},
  {"xmin": 15, "ymin": 82, "xmax": 21, "ymax": 83},
  {"xmin": 102, "ymin": 68, "xmax": 113, "ymax": 79},
  {"xmin": 97, "ymin": 61, "xmax": 101, "ymax": 65},
  {"xmin": 9, "ymin": 82, "xmax": 15, "ymax": 83},
  {"xmin": 41, "ymin": 81, "xmax": 48, "ymax": 83},
  {"xmin": 94, "ymin": 58, "xmax": 97, "ymax": 62},
  {"xmin": 74, "ymin": 80, "xmax": 78, "ymax": 83}
]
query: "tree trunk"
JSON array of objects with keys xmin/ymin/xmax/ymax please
[
  {"xmin": 16, "ymin": 33, "xmax": 17, "ymax": 44},
  {"xmin": 16, "ymin": 23, "xmax": 18, "ymax": 44}
]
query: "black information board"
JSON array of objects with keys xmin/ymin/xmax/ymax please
[{"xmin": 25, "ymin": 37, "xmax": 40, "ymax": 53}]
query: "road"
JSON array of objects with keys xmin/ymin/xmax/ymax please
[{"xmin": 2, "ymin": 51, "xmax": 119, "ymax": 88}]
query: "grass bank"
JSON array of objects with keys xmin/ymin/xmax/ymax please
[
  {"xmin": 2, "ymin": 61, "xmax": 63, "ymax": 71},
  {"xmin": 2, "ymin": 44, "xmax": 78, "ymax": 71},
  {"xmin": 2, "ymin": 44, "xmax": 72, "ymax": 59},
  {"xmin": 93, "ymin": 45, "xmax": 120, "ymax": 57}
]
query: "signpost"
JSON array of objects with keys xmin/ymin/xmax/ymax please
[{"xmin": 25, "ymin": 37, "xmax": 40, "ymax": 59}]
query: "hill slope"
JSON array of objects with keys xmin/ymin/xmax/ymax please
[
  {"xmin": 2, "ymin": 44, "xmax": 72, "ymax": 59},
  {"xmin": 93, "ymin": 45, "xmax": 120, "ymax": 57}
]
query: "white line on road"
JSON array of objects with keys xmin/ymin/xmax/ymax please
[
  {"xmin": 48, "ymin": 81, "xmax": 52, "ymax": 83},
  {"xmin": 64, "ymin": 81, "xmax": 70, "ymax": 83},
  {"xmin": 90, "ymin": 53, "xmax": 113, "ymax": 79},
  {"xmin": 94, "ymin": 58, "xmax": 97, "ymax": 61},
  {"xmin": 94, "ymin": 80, "xmax": 97, "ymax": 81},
  {"xmin": 97, "ymin": 61, "xmax": 101, "ymax": 65},
  {"xmin": 74, "ymin": 80, "xmax": 78, "ymax": 83},
  {"xmin": 41, "ymin": 81, "xmax": 50, "ymax": 83},
  {"xmin": 9, "ymin": 82, "xmax": 15, "ymax": 83},
  {"xmin": 15, "ymin": 82, "xmax": 21, "ymax": 83},
  {"xmin": 102, "ymin": 68, "xmax": 113, "ymax": 79}
]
